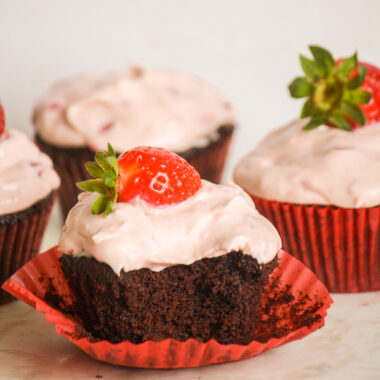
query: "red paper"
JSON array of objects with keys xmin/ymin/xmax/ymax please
[
  {"xmin": 3, "ymin": 247, "xmax": 332, "ymax": 369},
  {"xmin": 251, "ymin": 194, "xmax": 380, "ymax": 293}
]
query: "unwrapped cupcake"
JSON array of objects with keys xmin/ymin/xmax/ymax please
[
  {"xmin": 33, "ymin": 65, "xmax": 236, "ymax": 218},
  {"xmin": 0, "ymin": 102, "xmax": 60, "ymax": 304},
  {"xmin": 58, "ymin": 145, "xmax": 280, "ymax": 344},
  {"xmin": 234, "ymin": 46, "xmax": 380, "ymax": 292}
]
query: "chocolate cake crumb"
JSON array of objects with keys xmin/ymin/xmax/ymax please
[{"xmin": 54, "ymin": 251, "xmax": 277, "ymax": 345}]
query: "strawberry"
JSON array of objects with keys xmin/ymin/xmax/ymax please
[
  {"xmin": 117, "ymin": 146, "xmax": 201, "ymax": 205},
  {"xmin": 0, "ymin": 103, "xmax": 5, "ymax": 136},
  {"xmin": 77, "ymin": 144, "xmax": 201, "ymax": 215},
  {"xmin": 352, "ymin": 62, "xmax": 380, "ymax": 126},
  {"xmin": 288, "ymin": 46, "xmax": 373, "ymax": 131}
]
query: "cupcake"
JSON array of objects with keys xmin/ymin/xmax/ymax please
[
  {"xmin": 33, "ymin": 65, "xmax": 236, "ymax": 218},
  {"xmin": 0, "ymin": 103, "xmax": 60, "ymax": 304},
  {"xmin": 234, "ymin": 46, "xmax": 380, "ymax": 293},
  {"xmin": 56, "ymin": 145, "xmax": 280, "ymax": 344}
]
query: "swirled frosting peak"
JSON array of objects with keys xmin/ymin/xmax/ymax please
[
  {"xmin": 234, "ymin": 119, "xmax": 380, "ymax": 208},
  {"xmin": 33, "ymin": 66, "xmax": 235, "ymax": 152},
  {"xmin": 58, "ymin": 180, "xmax": 281, "ymax": 274},
  {"xmin": 0, "ymin": 129, "xmax": 60, "ymax": 215}
]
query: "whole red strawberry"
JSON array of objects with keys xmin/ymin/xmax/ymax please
[
  {"xmin": 288, "ymin": 46, "xmax": 375, "ymax": 130},
  {"xmin": 117, "ymin": 146, "xmax": 201, "ymax": 205},
  {"xmin": 0, "ymin": 103, "xmax": 5, "ymax": 136},
  {"xmin": 77, "ymin": 144, "xmax": 202, "ymax": 215}
]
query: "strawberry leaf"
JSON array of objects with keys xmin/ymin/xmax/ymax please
[
  {"xmin": 103, "ymin": 171, "xmax": 116, "ymax": 187},
  {"xmin": 300, "ymin": 55, "xmax": 325, "ymax": 80},
  {"xmin": 91, "ymin": 195, "xmax": 108, "ymax": 215},
  {"xmin": 77, "ymin": 179, "xmax": 108, "ymax": 194},
  {"xmin": 341, "ymin": 101, "xmax": 366, "ymax": 125},
  {"xmin": 344, "ymin": 88, "xmax": 372, "ymax": 105},
  {"xmin": 288, "ymin": 77, "xmax": 314, "ymax": 98},
  {"xmin": 329, "ymin": 110, "xmax": 352, "ymax": 131},
  {"xmin": 86, "ymin": 162, "xmax": 104, "ymax": 179},
  {"xmin": 77, "ymin": 143, "xmax": 119, "ymax": 216},
  {"xmin": 108, "ymin": 143, "xmax": 116, "ymax": 157},
  {"xmin": 346, "ymin": 65, "xmax": 367, "ymax": 90},
  {"xmin": 336, "ymin": 52, "xmax": 358, "ymax": 79},
  {"xmin": 303, "ymin": 114, "xmax": 328, "ymax": 130},
  {"xmin": 309, "ymin": 45, "xmax": 334, "ymax": 74},
  {"xmin": 300, "ymin": 99, "xmax": 314, "ymax": 118}
]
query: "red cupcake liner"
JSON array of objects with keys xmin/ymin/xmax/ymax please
[
  {"xmin": 250, "ymin": 194, "xmax": 380, "ymax": 293},
  {"xmin": 0, "ymin": 193, "xmax": 56, "ymax": 305},
  {"xmin": 35, "ymin": 126, "xmax": 234, "ymax": 219},
  {"xmin": 3, "ymin": 247, "xmax": 332, "ymax": 369}
]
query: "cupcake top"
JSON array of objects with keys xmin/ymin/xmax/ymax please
[
  {"xmin": 58, "ymin": 146, "xmax": 281, "ymax": 274},
  {"xmin": 234, "ymin": 119, "xmax": 380, "ymax": 208},
  {"xmin": 235, "ymin": 46, "xmax": 380, "ymax": 209},
  {"xmin": 0, "ymin": 129, "xmax": 60, "ymax": 215},
  {"xmin": 33, "ymin": 66, "xmax": 235, "ymax": 153}
]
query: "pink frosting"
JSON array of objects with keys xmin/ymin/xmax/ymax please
[
  {"xmin": 58, "ymin": 181, "xmax": 281, "ymax": 274},
  {"xmin": 0, "ymin": 129, "xmax": 60, "ymax": 215},
  {"xmin": 33, "ymin": 66, "xmax": 235, "ymax": 152},
  {"xmin": 234, "ymin": 119, "xmax": 380, "ymax": 208}
]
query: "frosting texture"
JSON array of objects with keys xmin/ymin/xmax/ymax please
[
  {"xmin": 234, "ymin": 119, "xmax": 380, "ymax": 208},
  {"xmin": 0, "ymin": 129, "xmax": 60, "ymax": 215},
  {"xmin": 33, "ymin": 66, "xmax": 235, "ymax": 152},
  {"xmin": 59, "ymin": 181, "xmax": 281, "ymax": 274}
]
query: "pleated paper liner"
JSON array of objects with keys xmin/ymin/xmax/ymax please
[
  {"xmin": 0, "ymin": 192, "xmax": 56, "ymax": 305},
  {"xmin": 3, "ymin": 247, "xmax": 332, "ymax": 369},
  {"xmin": 250, "ymin": 194, "xmax": 380, "ymax": 293},
  {"xmin": 35, "ymin": 125, "xmax": 234, "ymax": 219}
]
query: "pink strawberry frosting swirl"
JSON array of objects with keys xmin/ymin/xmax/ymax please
[
  {"xmin": 234, "ymin": 119, "xmax": 380, "ymax": 208},
  {"xmin": 33, "ymin": 66, "xmax": 235, "ymax": 152},
  {"xmin": 58, "ymin": 181, "xmax": 281, "ymax": 274},
  {"xmin": 0, "ymin": 129, "xmax": 60, "ymax": 215}
]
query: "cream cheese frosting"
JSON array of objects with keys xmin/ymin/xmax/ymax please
[
  {"xmin": 58, "ymin": 180, "xmax": 281, "ymax": 274},
  {"xmin": 234, "ymin": 119, "xmax": 380, "ymax": 208},
  {"xmin": 33, "ymin": 66, "xmax": 235, "ymax": 152},
  {"xmin": 0, "ymin": 129, "xmax": 60, "ymax": 215}
]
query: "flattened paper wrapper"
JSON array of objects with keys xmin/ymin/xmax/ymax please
[
  {"xmin": 3, "ymin": 247, "xmax": 332, "ymax": 369},
  {"xmin": 251, "ymin": 194, "xmax": 380, "ymax": 293}
]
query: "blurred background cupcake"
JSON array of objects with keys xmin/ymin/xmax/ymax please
[
  {"xmin": 0, "ymin": 102, "xmax": 60, "ymax": 304},
  {"xmin": 234, "ymin": 46, "xmax": 380, "ymax": 293},
  {"xmin": 33, "ymin": 65, "xmax": 236, "ymax": 218}
]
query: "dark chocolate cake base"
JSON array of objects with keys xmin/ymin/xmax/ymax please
[
  {"xmin": 35, "ymin": 125, "xmax": 234, "ymax": 219},
  {"xmin": 58, "ymin": 251, "xmax": 277, "ymax": 345},
  {"xmin": 0, "ymin": 192, "xmax": 56, "ymax": 304}
]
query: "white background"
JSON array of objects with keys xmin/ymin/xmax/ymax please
[{"xmin": 1, "ymin": 0, "xmax": 380, "ymax": 178}]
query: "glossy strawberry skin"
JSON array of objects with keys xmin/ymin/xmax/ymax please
[
  {"xmin": 117, "ymin": 146, "xmax": 201, "ymax": 205},
  {"xmin": 358, "ymin": 62, "xmax": 380, "ymax": 126},
  {"xmin": 335, "ymin": 60, "xmax": 380, "ymax": 128},
  {"xmin": 0, "ymin": 103, "xmax": 4, "ymax": 136}
]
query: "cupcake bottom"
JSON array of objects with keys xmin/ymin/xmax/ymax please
[
  {"xmin": 250, "ymin": 194, "xmax": 380, "ymax": 293},
  {"xmin": 35, "ymin": 125, "xmax": 234, "ymax": 219},
  {"xmin": 0, "ymin": 192, "xmax": 56, "ymax": 304},
  {"xmin": 57, "ymin": 251, "xmax": 278, "ymax": 345}
]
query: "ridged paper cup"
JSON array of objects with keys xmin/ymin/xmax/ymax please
[
  {"xmin": 0, "ymin": 193, "xmax": 56, "ymax": 305},
  {"xmin": 3, "ymin": 247, "xmax": 332, "ymax": 369},
  {"xmin": 35, "ymin": 126, "xmax": 234, "ymax": 219},
  {"xmin": 250, "ymin": 194, "xmax": 380, "ymax": 293}
]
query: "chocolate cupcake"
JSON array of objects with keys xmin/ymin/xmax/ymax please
[
  {"xmin": 234, "ymin": 46, "xmax": 380, "ymax": 293},
  {"xmin": 0, "ymin": 104, "xmax": 60, "ymax": 304},
  {"xmin": 33, "ymin": 66, "xmax": 236, "ymax": 218},
  {"xmin": 57, "ymin": 145, "xmax": 280, "ymax": 344}
]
